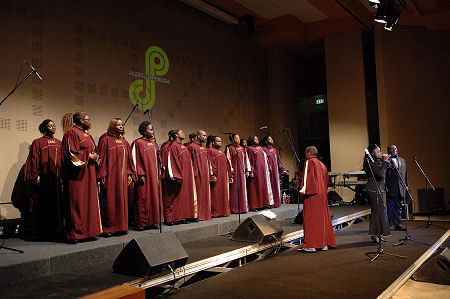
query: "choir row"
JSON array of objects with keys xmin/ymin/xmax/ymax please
[{"xmin": 24, "ymin": 112, "xmax": 287, "ymax": 243}]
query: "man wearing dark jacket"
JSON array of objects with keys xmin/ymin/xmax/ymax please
[{"xmin": 385, "ymin": 145, "xmax": 408, "ymax": 231}]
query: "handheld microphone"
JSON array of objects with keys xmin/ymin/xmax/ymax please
[
  {"xmin": 364, "ymin": 148, "xmax": 374, "ymax": 163},
  {"xmin": 25, "ymin": 61, "xmax": 42, "ymax": 81},
  {"xmin": 259, "ymin": 126, "xmax": 268, "ymax": 130}
]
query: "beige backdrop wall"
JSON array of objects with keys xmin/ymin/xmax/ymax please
[
  {"xmin": 0, "ymin": 0, "xmax": 273, "ymax": 218},
  {"xmin": 375, "ymin": 26, "xmax": 450, "ymax": 212},
  {"xmin": 325, "ymin": 29, "xmax": 369, "ymax": 202}
]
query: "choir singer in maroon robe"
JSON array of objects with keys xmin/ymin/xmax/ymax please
[
  {"xmin": 208, "ymin": 136, "xmax": 233, "ymax": 217},
  {"xmin": 262, "ymin": 136, "xmax": 288, "ymax": 208},
  {"xmin": 164, "ymin": 129, "xmax": 197, "ymax": 225},
  {"xmin": 188, "ymin": 130, "xmax": 211, "ymax": 221},
  {"xmin": 97, "ymin": 118, "xmax": 135, "ymax": 236},
  {"xmin": 246, "ymin": 136, "xmax": 273, "ymax": 210},
  {"xmin": 131, "ymin": 121, "xmax": 164, "ymax": 230},
  {"xmin": 225, "ymin": 134, "xmax": 250, "ymax": 214},
  {"xmin": 298, "ymin": 146, "xmax": 336, "ymax": 252},
  {"xmin": 26, "ymin": 119, "xmax": 62, "ymax": 241},
  {"xmin": 62, "ymin": 112, "xmax": 102, "ymax": 244}
]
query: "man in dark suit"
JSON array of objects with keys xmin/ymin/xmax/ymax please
[{"xmin": 385, "ymin": 145, "xmax": 408, "ymax": 231}]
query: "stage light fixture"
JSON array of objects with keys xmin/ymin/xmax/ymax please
[
  {"xmin": 373, "ymin": 1, "xmax": 388, "ymax": 23},
  {"xmin": 368, "ymin": 0, "xmax": 381, "ymax": 8},
  {"xmin": 384, "ymin": 8, "xmax": 401, "ymax": 31}
]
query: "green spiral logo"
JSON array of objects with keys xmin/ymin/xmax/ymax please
[{"xmin": 129, "ymin": 46, "xmax": 170, "ymax": 110}]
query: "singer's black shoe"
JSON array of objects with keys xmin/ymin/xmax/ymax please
[
  {"xmin": 394, "ymin": 225, "xmax": 407, "ymax": 231},
  {"xmin": 100, "ymin": 232, "xmax": 112, "ymax": 238}
]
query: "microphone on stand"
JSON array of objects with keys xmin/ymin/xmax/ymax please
[
  {"xmin": 25, "ymin": 61, "xmax": 42, "ymax": 81},
  {"xmin": 280, "ymin": 128, "xmax": 288, "ymax": 133},
  {"xmin": 223, "ymin": 132, "xmax": 235, "ymax": 135},
  {"xmin": 259, "ymin": 126, "xmax": 268, "ymax": 130},
  {"xmin": 364, "ymin": 148, "xmax": 374, "ymax": 163}
]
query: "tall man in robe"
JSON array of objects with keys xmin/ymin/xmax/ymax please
[
  {"xmin": 188, "ymin": 130, "xmax": 211, "ymax": 220},
  {"xmin": 97, "ymin": 118, "xmax": 135, "ymax": 236},
  {"xmin": 131, "ymin": 121, "xmax": 164, "ymax": 230},
  {"xmin": 385, "ymin": 144, "xmax": 408, "ymax": 231},
  {"xmin": 164, "ymin": 129, "xmax": 197, "ymax": 224},
  {"xmin": 262, "ymin": 135, "xmax": 288, "ymax": 208},
  {"xmin": 246, "ymin": 136, "xmax": 273, "ymax": 210},
  {"xmin": 62, "ymin": 112, "xmax": 102, "ymax": 243},
  {"xmin": 208, "ymin": 136, "xmax": 233, "ymax": 217},
  {"xmin": 298, "ymin": 146, "xmax": 336, "ymax": 252},
  {"xmin": 225, "ymin": 134, "xmax": 250, "ymax": 214}
]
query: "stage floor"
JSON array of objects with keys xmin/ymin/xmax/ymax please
[{"xmin": 1, "ymin": 205, "xmax": 448, "ymax": 298}]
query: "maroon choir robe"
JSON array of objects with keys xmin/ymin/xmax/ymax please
[
  {"xmin": 97, "ymin": 134, "xmax": 135, "ymax": 233},
  {"xmin": 208, "ymin": 147, "xmax": 232, "ymax": 217},
  {"xmin": 62, "ymin": 126, "xmax": 102, "ymax": 240},
  {"xmin": 25, "ymin": 136, "xmax": 62, "ymax": 238},
  {"xmin": 299, "ymin": 157, "xmax": 336, "ymax": 249},
  {"xmin": 188, "ymin": 143, "xmax": 211, "ymax": 220},
  {"xmin": 165, "ymin": 141, "xmax": 197, "ymax": 222},
  {"xmin": 225, "ymin": 145, "xmax": 250, "ymax": 213},
  {"xmin": 263, "ymin": 146, "xmax": 286, "ymax": 208},
  {"xmin": 131, "ymin": 138, "xmax": 163, "ymax": 227},
  {"xmin": 247, "ymin": 145, "xmax": 273, "ymax": 209}
]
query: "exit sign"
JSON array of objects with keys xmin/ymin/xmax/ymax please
[{"xmin": 315, "ymin": 98, "xmax": 325, "ymax": 105}]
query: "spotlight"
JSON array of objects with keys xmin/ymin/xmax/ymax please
[
  {"xmin": 384, "ymin": 8, "xmax": 401, "ymax": 31},
  {"xmin": 373, "ymin": 1, "xmax": 388, "ymax": 23}
]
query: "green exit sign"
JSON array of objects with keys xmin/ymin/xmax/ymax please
[{"xmin": 315, "ymin": 98, "xmax": 325, "ymax": 105}]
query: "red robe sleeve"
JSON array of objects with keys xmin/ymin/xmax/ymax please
[
  {"xmin": 132, "ymin": 140, "xmax": 146, "ymax": 177},
  {"xmin": 299, "ymin": 159, "xmax": 319, "ymax": 196},
  {"xmin": 26, "ymin": 139, "xmax": 41, "ymax": 180},
  {"xmin": 167, "ymin": 144, "xmax": 183, "ymax": 180},
  {"xmin": 188, "ymin": 145, "xmax": 200, "ymax": 178},
  {"xmin": 97, "ymin": 135, "xmax": 109, "ymax": 179},
  {"xmin": 276, "ymin": 149, "xmax": 286, "ymax": 172},
  {"xmin": 125, "ymin": 139, "xmax": 136, "ymax": 180}
]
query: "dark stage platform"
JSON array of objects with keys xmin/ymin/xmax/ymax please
[
  {"xmin": 0, "ymin": 204, "xmax": 300, "ymax": 288},
  {"xmin": 1, "ymin": 204, "xmax": 447, "ymax": 298}
]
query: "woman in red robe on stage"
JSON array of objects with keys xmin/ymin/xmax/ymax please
[
  {"xmin": 25, "ymin": 119, "xmax": 62, "ymax": 240},
  {"xmin": 62, "ymin": 112, "xmax": 102, "ymax": 243},
  {"xmin": 208, "ymin": 136, "xmax": 233, "ymax": 217},
  {"xmin": 246, "ymin": 136, "xmax": 273, "ymax": 210},
  {"xmin": 131, "ymin": 121, "xmax": 163, "ymax": 230},
  {"xmin": 97, "ymin": 118, "xmax": 135, "ymax": 236},
  {"xmin": 262, "ymin": 136, "xmax": 288, "ymax": 208},
  {"xmin": 225, "ymin": 134, "xmax": 250, "ymax": 214},
  {"xmin": 164, "ymin": 129, "xmax": 197, "ymax": 224},
  {"xmin": 188, "ymin": 130, "xmax": 211, "ymax": 221},
  {"xmin": 299, "ymin": 146, "xmax": 336, "ymax": 252}
]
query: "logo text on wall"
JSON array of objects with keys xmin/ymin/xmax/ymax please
[{"xmin": 129, "ymin": 46, "xmax": 170, "ymax": 111}]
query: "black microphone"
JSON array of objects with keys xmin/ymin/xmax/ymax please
[
  {"xmin": 413, "ymin": 156, "xmax": 417, "ymax": 162},
  {"xmin": 26, "ymin": 61, "xmax": 42, "ymax": 81},
  {"xmin": 280, "ymin": 128, "xmax": 288, "ymax": 133},
  {"xmin": 223, "ymin": 132, "xmax": 235, "ymax": 135},
  {"xmin": 259, "ymin": 126, "xmax": 268, "ymax": 130}
]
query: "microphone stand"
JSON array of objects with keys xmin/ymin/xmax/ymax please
[
  {"xmin": 390, "ymin": 161, "xmax": 430, "ymax": 246},
  {"xmin": 281, "ymin": 128, "xmax": 302, "ymax": 214},
  {"xmin": 413, "ymin": 157, "xmax": 445, "ymax": 230},
  {"xmin": 364, "ymin": 156, "xmax": 406, "ymax": 263},
  {"xmin": 144, "ymin": 109, "xmax": 163, "ymax": 233},
  {"xmin": 1, "ymin": 62, "xmax": 38, "ymax": 107}
]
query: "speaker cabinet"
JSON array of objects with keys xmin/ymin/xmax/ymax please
[
  {"xmin": 412, "ymin": 247, "xmax": 450, "ymax": 285},
  {"xmin": 231, "ymin": 214, "xmax": 283, "ymax": 243},
  {"xmin": 113, "ymin": 232, "xmax": 188, "ymax": 277},
  {"xmin": 417, "ymin": 188, "xmax": 445, "ymax": 213}
]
